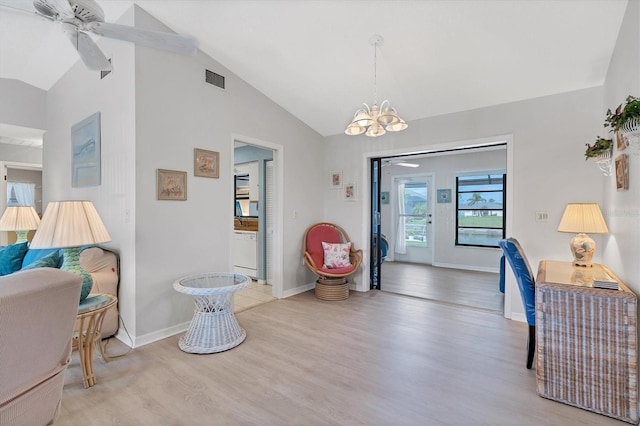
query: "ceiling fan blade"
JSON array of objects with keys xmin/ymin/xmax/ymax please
[
  {"xmin": 33, "ymin": 0, "xmax": 75, "ymax": 20},
  {"xmin": 85, "ymin": 21, "xmax": 198, "ymax": 56},
  {"xmin": 63, "ymin": 25, "xmax": 112, "ymax": 71}
]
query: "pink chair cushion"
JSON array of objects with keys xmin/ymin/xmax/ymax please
[
  {"xmin": 317, "ymin": 264, "xmax": 356, "ymax": 275},
  {"xmin": 306, "ymin": 225, "xmax": 341, "ymax": 269}
]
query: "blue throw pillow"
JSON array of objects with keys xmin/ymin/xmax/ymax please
[
  {"xmin": 0, "ymin": 242, "xmax": 29, "ymax": 275},
  {"xmin": 21, "ymin": 250, "xmax": 60, "ymax": 271},
  {"xmin": 21, "ymin": 248, "xmax": 61, "ymax": 269}
]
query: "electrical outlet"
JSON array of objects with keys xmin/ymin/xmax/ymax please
[{"xmin": 535, "ymin": 211, "xmax": 549, "ymax": 222}]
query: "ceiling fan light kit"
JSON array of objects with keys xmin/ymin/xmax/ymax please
[
  {"xmin": 9, "ymin": 0, "xmax": 198, "ymax": 73},
  {"xmin": 345, "ymin": 34, "xmax": 408, "ymax": 138}
]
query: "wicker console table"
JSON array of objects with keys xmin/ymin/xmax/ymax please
[
  {"xmin": 173, "ymin": 273, "xmax": 250, "ymax": 354},
  {"xmin": 536, "ymin": 260, "xmax": 638, "ymax": 424}
]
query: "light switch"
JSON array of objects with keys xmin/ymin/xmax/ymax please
[{"xmin": 535, "ymin": 211, "xmax": 549, "ymax": 222}]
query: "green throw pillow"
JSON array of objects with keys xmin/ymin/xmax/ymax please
[
  {"xmin": 0, "ymin": 242, "xmax": 29, "ymax": 276},
  {"xmin": 21, "ymin": 250, "xmax": 60, "ymax": 271}
]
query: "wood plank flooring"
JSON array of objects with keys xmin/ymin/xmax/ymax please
[
  {"xmin": 57, "ymin": 290, "xmax": 624, "ymax": 425},
  {"xmin": 381, "ymin": 261, "xmax": 504, "ymax": 313}
]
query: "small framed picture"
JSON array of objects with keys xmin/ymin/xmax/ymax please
[
  {"xmin": 380, "ymin": 191, "xmax": 390, "ymax": 205},
  {"xmin": 330, "ymin": 171, "xmax": 342, "ymax": 189},
  {"xmin": 194, "ymin": 148, "xmax": 219, "ymax": 178},
  {"xmin": 344, "ymin": 182, "xmax": 356, "ymax": 200},
  {"xmin": 615, "ymin": 154, "xmax": 629, "ymax": 191},
  {"xmin": 157, "ymin": 169, "xmax": 187, "ymax": 200},
  {"xmin": 616, "ymin": 130, "xmax": 629, "ymax": 152},
  {"xmin": 437, "ymin": 189, "xmax": 452, "ymax": 203}
]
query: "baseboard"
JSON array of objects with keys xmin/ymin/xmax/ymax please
[
  {"xmin": 282, "ymin": 282, "xmax": 315, "ymax": 298},
  {"xmin": 510, "ymin": 312, "xmax": 527, "ymax": 324},
  {"xmin": 133, "ymin": 321, "xmax": 190, "ymax": 348},
  {"xmin": 432, "ymin": 262, "xmax": 499, "ymax": 274}
]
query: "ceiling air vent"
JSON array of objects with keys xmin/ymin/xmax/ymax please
[{"xmin": 205, "ymin": 69, "xmax": 225, "ymax": 89}]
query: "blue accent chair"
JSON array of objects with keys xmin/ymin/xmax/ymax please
[{"xmin": 499, "ymin": 238, "xmax": 536, "ymax": 369}]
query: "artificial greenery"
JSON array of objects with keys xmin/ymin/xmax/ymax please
[
  {"xmin": 584, "ymin": 137, "xmax": 612, "ymax": 159},
  {"xmin": 604, "ymin": 95, "xmax": 640, "ymax": 132}
]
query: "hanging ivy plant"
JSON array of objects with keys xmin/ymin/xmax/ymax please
[
  {"xmin": 584, "ymin": 137, "xmax": 612, "ymax": 160},
  {"xmin": 604, "ymin": 95, "xmax": 640, "ymax": 132}
]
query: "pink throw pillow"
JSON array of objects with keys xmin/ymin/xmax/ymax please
[{"xmin": 322, "ymin": 242, "xmax": 352, "ymax": 269}]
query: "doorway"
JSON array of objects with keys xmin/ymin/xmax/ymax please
[
  {"xmin": 0, "ymin": 162, "xmax": 43, "ymax": 245},
  {"xmin": 369, "ymin": 143, "xmax": 508, "ymax": 314},
  {"xmin": 232, "ymin": 136, "xmax": 283, "ymax": 311}
]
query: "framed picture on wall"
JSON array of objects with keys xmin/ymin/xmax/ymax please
[
  {"xmin": 71, "ymin": 112, "xmax": 101, "ymax": 187},
  {"xmin": 157, "ymin": 169, "xmax": 187, "ymax": 200},
  {"xmin": 616, "ymin": 130, "xmax": 629, "ymax": 151},
  {"xmin": 437, "ymin": 189, "xmax": 452, "ymax": 203},
  {"xmin": 194, "ymin": 148, "xmax": 219, "ymax": 178},
  {"xmin": 330, "ymin": 171, "xmax": 342, "ymax": 189},
  {"xmin": 344, "ymin": 182, "xmax": 356, "ymax": 200},
  {"xmin": 615, "ymin": 154, "xmax": 629, "ymax": 191}
]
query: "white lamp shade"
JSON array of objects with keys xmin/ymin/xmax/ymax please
[
  {"xmin": 30, "ymin": 201, "xmax": 111, "ymax": 249},
  {"xmin": 0, "ymin": 206, "xmax": 40, "ymax": 231},
  {"xmin": 557, "ymin": 203, "xmax": 608, "ymax": 234}
]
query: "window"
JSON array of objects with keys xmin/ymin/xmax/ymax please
[
  {"xmin": 456, "ymin": 173, "xmax": 505, "ymax": 247},
  {"xmin": 6, "ymin": 182, "xmax": 36, "ymax": 207},
  {"xmin": 397, "ymin": 181, "xmax": 428, "ymax": 249}
]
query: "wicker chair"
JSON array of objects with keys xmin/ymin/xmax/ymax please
[
  {"xmin": 303, "ymin": 222, "xmax": 363, "ymax": 300},
  {"xmin": 499, "ymin": 238, "xmax": 536, "ymax": 369}
]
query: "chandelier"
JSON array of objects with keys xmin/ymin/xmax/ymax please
[{"xmin": 345, "ymin": 35, "xmax": 408, "ymax": 137}]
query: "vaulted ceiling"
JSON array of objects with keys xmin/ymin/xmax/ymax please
[{"xmin": 0, "ymin": 0, "xmax": 630, "ymax": 138}]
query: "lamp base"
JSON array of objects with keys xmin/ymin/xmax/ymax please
[
  {"xmin": 61, "ymin": 247, "xmax": 93, "ymax": 302},
  {"xmin": 14, "ymin": 230, "xmax": 28, "ymax": 243},
  {"xmin": 570, "ymin": 233, "xmax": 596, "ymax": 267}
]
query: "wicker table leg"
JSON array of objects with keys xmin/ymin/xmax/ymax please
[{"xmin": 179, "ymin": 293, "xmax": 247, "ymax": 354}]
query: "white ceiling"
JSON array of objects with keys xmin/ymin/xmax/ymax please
[{"xmin": 0, "ymin": 0, "xmax": 629, "ymax": 139}]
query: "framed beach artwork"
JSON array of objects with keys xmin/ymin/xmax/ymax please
[
  {"xmin": 344, "ymin": 182, "xmax": 356, "ymax": 200},
  {"xmin": 71, "ymin": 112, "xmax": 101, "ymax": 187},
  {"xmin": 157, "ymin": 169, "xmax": 187, "ymax": 200},
  {"xmin": 194, "ymin": 148, "xmax": 219, "ymax": 178},
  {"xmin": 330, "ymin": 171, "xmax": 342, "ymax": 189}
]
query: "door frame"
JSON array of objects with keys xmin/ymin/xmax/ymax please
[
  {"xmin": 390, "ymin": 173, "xmax": 434, "ymax": 265},
  {"xmin": 360, "ymin": 134, "xmax": 514, "ymax": 319},
  {"xmin": 230, "ymin": 134, "xmax": 284, "ymax": 299}
]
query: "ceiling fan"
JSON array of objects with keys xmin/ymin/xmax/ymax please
[{"xmin": 1, "ymin": 0, "xmax": 198, "ymax": 72}]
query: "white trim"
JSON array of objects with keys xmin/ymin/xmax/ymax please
[
  {"xmin": 231, "ymin": 133, "xmax": 284, "ymax": 299},
  {"xmin": 431, "ymin": 262, "xmax": 500, "ymax": 274},
  {"xmin": 510, "ymin": 312, "xmax": 527, "ymax": 324},
  {"xmin": 133, "ymin": 321, "xmax": 190, "ymax": 348},
  {"xmin": 282, "ymin": 282, "xmax": 315, "ymax": 298}
]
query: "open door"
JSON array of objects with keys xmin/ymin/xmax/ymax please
[{"xmin": 370, "ymin": 158, "xmax": 382, "ymax": 289}]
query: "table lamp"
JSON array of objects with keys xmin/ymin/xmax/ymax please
[
  {"xmin": 0, "ymin": 206, "xmax": 41, "ymax": 243},
  {"xmin": 30, "ymin": 201, "xmax": 111, "ymax": 302},
  {"xmin": 557, "ymin": 203, "xmax": 608, "ymax": 267}
]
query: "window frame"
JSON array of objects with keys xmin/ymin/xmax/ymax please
[{"xmin": 455, "ymin": 172, "xmax": 506, "ymax": 248}]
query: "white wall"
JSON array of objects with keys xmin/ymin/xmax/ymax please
[
  {"xmin": 44, "ymin": 9, "xmax": 137, "ymax": 341},
  {"xmin": 44, "ymin": 5, "xmax": 324, "ymax": 345},
  {"xmin": 602, "ymin": 0, "xmax": 640, "ymax": 294},
  {"xmin": 381, "ymin": 147, "xmax": 506, "ymax": 271},
  {"xmin": 132, "ymin": 7, "xmax": 323, "ymax": 340},
  {"xmin": 0, "ymin": 79, "xmax": 46, "ymax": 130},
  {"xmin": 325, "ymin": 87, "xmax": 604, "ymax": 320}
]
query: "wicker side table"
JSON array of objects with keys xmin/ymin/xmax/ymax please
[
  {"xmin": 536, "ymin": 261, "xmax": 638, "ymax": 424},
  {"xmin": 173, "ymin": 273, "xmax": 250, "ymax": 354},
  {"xmin": 74, "ymin": 293, "xmax": 118, "ymax": 388}
]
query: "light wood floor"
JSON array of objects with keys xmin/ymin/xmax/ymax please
[
  {"xmin": 58, "ymin": 291, "xmax": 623, "ymax": 425},
  {"xmin": 381, "ymin": 261, "xmax": 504, "ymax": 313}
]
